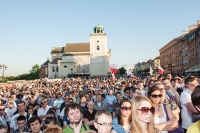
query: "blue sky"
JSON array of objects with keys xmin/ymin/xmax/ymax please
[{"xmin": 0, "ymin": 0, "xmax": 200, "ymax": 76}]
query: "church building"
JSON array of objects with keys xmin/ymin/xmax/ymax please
[{"xmin": 40, "ymin": 25, "xmax": 111, "ymax": 78}]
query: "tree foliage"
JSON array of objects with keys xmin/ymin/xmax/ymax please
[
  {"xmin": 0, "ymin": 64, "xmax": 40, "ymax": 83},
  {"xmin": 29, "ymin": 64, "xmax": 40, "ymax": 79},
  {"xmin": 117, "ymin": 67, "xmax": 126, "ymax": 75}
]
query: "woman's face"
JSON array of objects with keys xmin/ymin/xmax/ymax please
[
  {"xmin": 149, "ymin": 90, "xmax": 161, "ymax": 104},
  {"xmin": 137, "ymin": 101, "xmax": 153, "ymax": 123},
  {"xmin": 45, "ymin": 121, "xmax": 54, "ymax": 128},
  {"xmin": 120, "ymin": 102, "xmax": 131, "ymax": 118}
]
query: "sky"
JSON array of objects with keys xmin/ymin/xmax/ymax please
[{"xmin": 0, "ymin": 0, "xmax": 200, "ymax": 76}]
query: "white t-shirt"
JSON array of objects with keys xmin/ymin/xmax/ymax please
[
  {"xmin": 10, "ymin": 112, "xmax": 32, "ymax": 130},
  {"xmin": 53, "ymin": 99, "xmax": 64, "ymax": 115},
  {"xmin": 37, "ymin": 105, "xmax": 52, "ymax": 119},
  {"xmin": 180, "ymin": 89, "xmax": 193, "ymax": 129},
  {"xmin": 60, "ymin": 107, "xmax": 65, "ymax": 117},
  {"xmin": 5, "ymin": 107, "xmax": 17, "ymax": 117}
]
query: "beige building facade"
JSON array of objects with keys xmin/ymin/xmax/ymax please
[{"xmin": 40, "ymin": 25, "xmax": 111, "ymax": 78}]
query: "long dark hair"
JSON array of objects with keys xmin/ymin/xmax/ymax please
[{"xmin": 117, "ymin": 99, "xmax": 132, "ymax": 126}]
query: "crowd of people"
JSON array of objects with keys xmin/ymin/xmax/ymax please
[{"xmin": 0, "ymin": 73, "xmax": 200, "ymax": 133}]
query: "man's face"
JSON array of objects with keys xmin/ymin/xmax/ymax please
[
  {"xmin": 149, "ymin": 81, "xmax": 154, "ymax": 88},
  {"xmin": 166, "ymin": 74, "xmax": 172, "ymax": 80},
  {"xmin": 64, "ymin": 96, "xmax": 68, "ymax": 103},
  {"xmin": 137, "ymin": 83, "xmax": 143, "ymax": 89},
  {"xmin": 81, "ymin": 97, "xmax": 86, "ymax": 103},
  {"xmin": 88, "ymin": 102, "xmax": 94, "ymax": 110},
  {"xmin": 17, "ymin": 120, "xmax": 26, "ymax": 129},
  {"xmin": 17, "ymin": 103, "xmax": 26, "ymax": 112},
  {"xmin": 156, "ymin": 84, "xmax": 165, "ymax": 97},
  {"xmin": 67, "ymin": 108, "xmax": 82, "ymax": 124},
  {"xmin": 133, "ymin": 89, "xmax": 141, "ymax": 98},
  {"xmin": 96, "ymin": 95, "xmax": 102, "ymax": 102},
  {"xmin": 109, "ymin": 90, "xmax": 113, "ymax": 95},
  {"xmin": 171, "ymin": 80, "xmax": 178, "ymax": 88},
  {"xmin": 162, "ymin": 80, "xmax": 171, "ymax": 90},
  {"xmin": 29, "ymin": 120, "xmax": 41, "ymax": 133},
  {"xmin": 0, "ymin": 105, "xmax": 5, "ymax": 115},
  {"xmin": 125, "ymin": 90, "xmax": 129, "ymax": 97},
  {"xmin": 40, "ymin": 100, "xmax": 47, "ymax": 108},
  {"xmin": 94, "ymin": 114, "xmax": 112, "ymax": 133},
  {"xmin": 187, "ymin": 80, "xmax": 198, "ymax": 91},
  {"xmin": 116, "ymin": 94, "xmax": 122, "ymax": 101},
  {"xmin": 85, "ymin": 95, "xmax": 90, "ymax": 101}
]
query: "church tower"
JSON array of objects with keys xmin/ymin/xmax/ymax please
[{"xmin": 90, "ymin": 24, "xmax": 110, "ymax": 76}]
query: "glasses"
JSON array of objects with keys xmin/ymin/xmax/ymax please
[
  {"xmin": 41, "ymin": 101, "xmax": 47, "ymax": 105},
  {"xmin": 150, "ymin": 94, "xmax": 162, "ymax": 98},
  {"xmin": 138, "ymin": 107, "xmax": 155, "ymax": 114},
  {"xmin": 96, "ymin": 122, "xmax": 113, "ymax": 127},
  {"xmin": 120, "ymin": 106, "xmax": 131, "ymax": 111},
  {"xmin": 0, "ymin": 109, "xmax": 5, "ymax": 111}
]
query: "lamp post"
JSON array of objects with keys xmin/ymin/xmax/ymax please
[
  {"xmin": 0, "ymin": 64, "xmax": 8, "ymax": 80},
  {"xmin": 83, "ymin": 69, "xmax": 85, "ymax": 77}
]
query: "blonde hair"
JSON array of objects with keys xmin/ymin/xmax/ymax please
[
  {"xmin": 130, "ymin": 96, "xmax": 159, "ymax": 133},
  {"xmin": 44, "ymin": 125, "xmax": 63, "ymax": 133}
]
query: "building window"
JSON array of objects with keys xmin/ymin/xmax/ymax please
[
  {"xmin": 97, "ymin": 40, "xmax": 99, "ymax": 43},
  {"xmin": 97, "ymin": 45, "xmax": 100, "ymax": 50},
  {"xmin": 45, "ymin": 68, "xmax": 47, "ymax": 75},
  {"xmin": 64, "ymin": 65, "xmax": 67, "ymax": 68}
]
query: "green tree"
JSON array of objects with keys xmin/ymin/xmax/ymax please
[
  {"xmin": 117, "ymin": 67, "xmax": 126, "ymax": 75},
  {"xmin": 29, "ymin": 64, "xmax": 40, "ymax": 79}
]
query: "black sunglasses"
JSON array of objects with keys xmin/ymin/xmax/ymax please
[
  {"xmin": 0, "ymin": 109, "xmax": 5, "ymax": 111},
  {"xmin": 150, "ymin": 94, "xmax": 162, "ymax": 98},
  {"xmin": 41, "ymin": 101, "xmax": 47, "ymax": 105}
]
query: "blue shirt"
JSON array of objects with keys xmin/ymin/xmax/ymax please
[{"xmin": 106, "ymin": 95, "xmax": 117, "ymax": 112}]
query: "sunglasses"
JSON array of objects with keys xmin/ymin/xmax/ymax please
[
  {"xmin": 121, "ymin": 106, "xmax": 131, "ymax": 111},
  {"xmin": 0, "ymin": 109, "xmax": 5, "ymax": 111},
  {"xmin": 41, "ymin": 101, "xmax": 47, "ymax": 105},
  {"xmin": 138, "ymin": 107, "xmax": 155, "ymax": 114},
  {"xmin": 150, "ymin": 94, "xmax": 162, "ymax": 98}
]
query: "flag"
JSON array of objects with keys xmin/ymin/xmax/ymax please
[
  {"xmin": 110, "ymin": 64, "xmax": 118, "ymax": 74},
  {"xmin": 150, "ymin": 66, "xmax": 153, "ymax": 75},
  {"xmin": 158, "ymin": 66, "xmax": 164, "ymax": 74},
  {"xmin": 112, "ymin": 73, "xmax": 115, "ymax": 81}
]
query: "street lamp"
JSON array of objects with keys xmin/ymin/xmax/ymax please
[
  {"xmin": 0, "ymin": 64, "xmax": 8, "ymax": 79},
  {"xmin": 83, "ymin": 69, "xmax": 85, "ymax": 77}
]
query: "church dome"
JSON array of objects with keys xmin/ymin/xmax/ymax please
[
  {"xmin": 94, "ymin": 24, "xmax": 103, "ymax": 28},
  {"xmin": 94, "ymin": 24, "xmax": 104, "ymax": 33}
]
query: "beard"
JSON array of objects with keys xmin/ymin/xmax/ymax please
[{"xmin": 70, "ymin": 117, "xmax": 82, "ymax": 124}]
